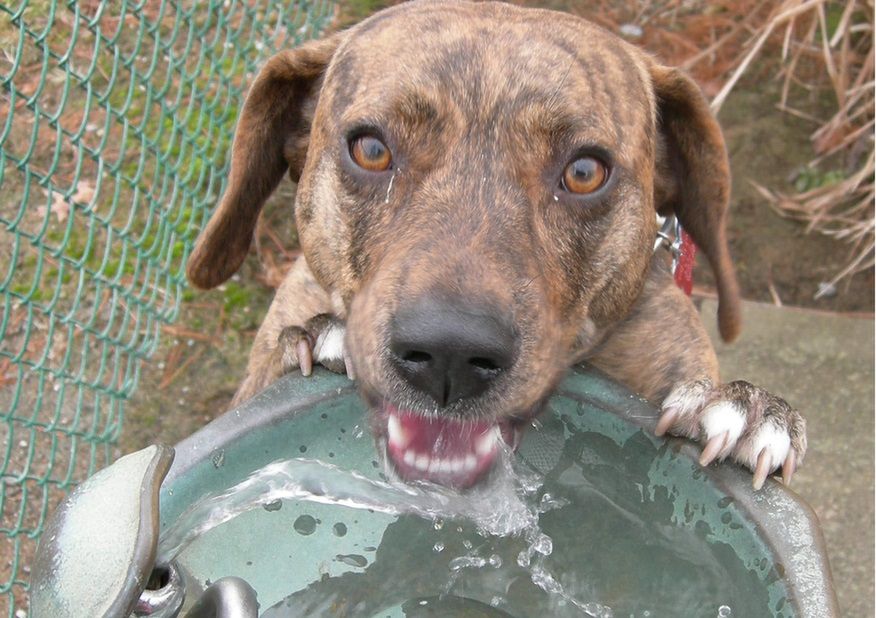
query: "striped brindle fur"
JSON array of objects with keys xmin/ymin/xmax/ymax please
[{"xmin": 188, "ymin": 1, "xmax": 805, "ymax": 490}]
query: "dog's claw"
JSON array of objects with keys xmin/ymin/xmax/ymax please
[
  {"xmin": 655, "ymin": 406, "xmax": 678, "ymax": 437},
  {"xmin": 699, "ymin": 432, "xmax": 727, "ymax": 467},
  {"xmin": 782, "ymin": 449, "xmax": 796, "ymax": 486},
  {"xmin": 752, "ymin": 448, "xmax": 772, "ymax": 490},
  {"xmin": 276, "ymin": 326, "xmax": 314, "ymax": 377},
  {"xmin": 344, "ymin": 350, "xmax": 356, "ymax": 381},
  {"xmin": 297, "ymin": 339, "xmax": 313, "ymax": 377}
]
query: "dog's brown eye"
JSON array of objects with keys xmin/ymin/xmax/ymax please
[
  {"xmin": 562, "ymin": 157, "xmax": 607, "ymax": 194},
  {"xmin": 350, "ymin": 136, "xmax": 392, "ymax": 172}
]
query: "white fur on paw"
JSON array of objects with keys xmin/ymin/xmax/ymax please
[
  {"xmin": 735, "ymin": 421, "xmax": 791, "ymax": 472},
  {"xmin": 313, "ymin": 322, "xmax": 346, "ymax": 366},
  {"xmin": 699, "ymin": 400, "xmax": 747, "ymax": 459}
]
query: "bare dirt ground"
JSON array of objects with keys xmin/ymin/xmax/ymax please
[{"xmin": 704, "ymin": 76, "xmax": 873, "ymax": 313}]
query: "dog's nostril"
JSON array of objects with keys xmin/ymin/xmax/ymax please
[
  {"xmin": 469, "ymin": 356, "xmax": 501, "ymax": 372},
  {"xmin": 402, "ymin": 350, "xmax": 432, "ymax": 364}
]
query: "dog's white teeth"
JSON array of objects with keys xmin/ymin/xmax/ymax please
[
  {"xmin": 387, "ymin": 414, "xmax": 409, "ymax": 448},
  {"xmin": 438, "ymin": 458, "xmax": 453, "ymax": 474},
  {"xmin": 403, "ymin": 449, "xmax": 416, "ymax": 467},
  {"xmin": 415, "ymin": 454, "xmax": 430, "ymax": 471},
  {"xmin": 450, "ymin": 458, "xmax": 464, "ymax": 473},
  {"xmin": 464, "ymin": 454, "xmax": 477, "ymax": 472},
  {"xmin": 476, "ymin": 427, "xmax": 499, "ymax": 456}
]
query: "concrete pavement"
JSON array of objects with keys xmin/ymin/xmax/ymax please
[{"xmin": 698, "ymin": 298, "xmax": 874, "ymax": 617}]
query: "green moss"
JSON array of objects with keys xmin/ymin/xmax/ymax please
[{"xmin": 793, "ymin": 167, "xmax": 845, "ymax": 193}]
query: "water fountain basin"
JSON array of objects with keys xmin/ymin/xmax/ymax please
[{"xmin": 32, "ymin": 366, "xmax": 838, "ymax": 617}]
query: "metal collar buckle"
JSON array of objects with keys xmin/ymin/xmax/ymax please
[{"xmin": 654, "ymin": 214, "xmax": 683, "ymax": 275}]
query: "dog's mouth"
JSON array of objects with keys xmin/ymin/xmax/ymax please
[{"xmin": 375, "ymin": 402, "xmax": 526, "ymax": 488}]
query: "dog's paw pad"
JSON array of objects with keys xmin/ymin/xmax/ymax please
[{"xmin": 658, "ymin": 379, "xmax": 806, "ymax": 489}]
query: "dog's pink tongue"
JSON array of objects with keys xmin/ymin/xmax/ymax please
[{"xmin": 385, "ymin": 406, "xmax": 501, "ymax": 488}]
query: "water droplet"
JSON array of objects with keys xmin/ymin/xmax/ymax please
[
  {"xmin": 718, "ymin": 605, "xmax": 732, "ymax": 617},
  {"xmin": 533, "ymin": 533, "xmax": 553, "ymax": 556},
  {"xmin": 332, "ymin": 522, "xmax": 347, "ymax": 537},
  {"xmin": 488, "ymin": 554, "xmax": 502, "ymax": 568},
  {"xmin": 463, "ymin": 539, "xmax": 473, "ymax": 550},
  {"xmin": 433, "ymin": 542, "xmax": 444, "ymax": 553},
  {"xmin": 293, "ymin": 514, "xmax": 317, "ymax": 535},
  {"xmin": 263, "ymin": 499, "xmax": 282, "ymax": 512},
  {"xmin": 490, "ymin": 596, "xmax": 504, "ymax": 607},
  {"xmin": 449, "ymin": 556, "xmax": 486, "ymax": 571},
  {"xmin": 433, "ymin": 518, "xmax": 444, "ymax": 530},
  {"xmin": 299, "ymin": 445, "xmax": 307, "ymax": 453}
]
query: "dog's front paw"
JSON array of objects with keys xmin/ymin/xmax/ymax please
[
  {"xmin": 656, "ymin": 379, "xmax": 806, "ymax": 490},
  {"xmin": 275, "ymin": 314, "xmax": 353, "ymax": 379}
]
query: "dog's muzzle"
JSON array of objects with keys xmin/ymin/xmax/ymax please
[{"xmin": 377, "ymin": 295, "xmax": 520, "ymax": 487}]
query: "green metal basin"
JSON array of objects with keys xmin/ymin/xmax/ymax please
[
  {"xmin": 31, "ymin": 365, "xmax": 838, "ymax": 617},
  {"xmin": 156, "ymin": 366, "xmax": 837, "ymax": 617}
]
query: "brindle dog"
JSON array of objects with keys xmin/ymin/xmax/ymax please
[{"xmin": 187, "ymin": 0, "xmax": 806, "ymax": 490}]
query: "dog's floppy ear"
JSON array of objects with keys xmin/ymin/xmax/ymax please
[
  {"xmin": 651, "ymin": 65, "xmax": 741, "ymax": 342},
  {"xmin": 187, "ymin": 34, "xmax": 342, "ymax": 289}
]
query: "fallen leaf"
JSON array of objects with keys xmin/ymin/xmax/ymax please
[
  {"xmin": 72, "ymin": 180, "xmax": 95, "ymax": 205},
  {"xmin": 49, "ymin": 192, "xmax": 70, "ymax": 223}
]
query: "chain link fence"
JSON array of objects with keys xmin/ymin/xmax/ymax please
[{"xmin": 0, "ymin": 1, "xmax": 334, "ymax": 614}]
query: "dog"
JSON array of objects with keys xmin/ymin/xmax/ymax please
[{"xmin": 186, "ymin": 0, "xmax": 806, "ymax": 491}]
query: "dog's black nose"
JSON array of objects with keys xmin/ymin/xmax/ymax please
[{"xmin": 389, "ymin": 296, "xmax": 516, "ymax": 407}]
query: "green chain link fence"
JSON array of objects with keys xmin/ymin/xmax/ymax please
[{"xmin": 0, "ymin": 1, "xmax": 334, "ymax": 614}]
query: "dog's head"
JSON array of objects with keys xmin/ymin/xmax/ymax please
[{"xmin": 188, "ymin": 1, "xmax": 740, "ymax": 487}]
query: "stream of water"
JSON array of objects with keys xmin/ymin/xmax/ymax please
[{"xmin": 157, "ymin": 444, "xmax": 614, "ymax": 617}]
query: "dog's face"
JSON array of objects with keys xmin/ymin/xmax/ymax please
[{"xmin": 188, "ymin": 1, "xmax": 736, "ymax": 488}]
